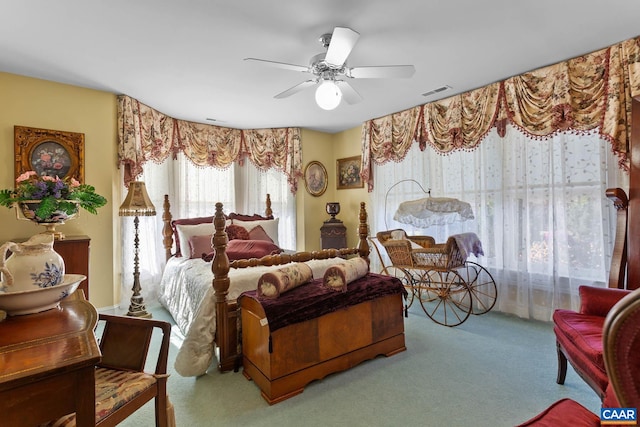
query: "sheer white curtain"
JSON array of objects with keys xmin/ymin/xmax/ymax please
[
  {"xmin": 119, "ymin": 154, "xmax": 295, "ymax": 309},
  {"xmin": 370, "ymin": 125, "xmax": 627, "ymax": 321}
]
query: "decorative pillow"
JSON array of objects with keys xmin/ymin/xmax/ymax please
[
  {"xmin": 201, "ymin": 239, "xmax": 281, "ymax": 262},
  {"xmin": 175, "ymin": 222, "xmax": 214, "ymax": 258},
  {"xmin": 390, "ymin": 229, "xmax": 422, "ymax": 250},
  {"xmin": 323, "ymin": 257, "xmax": 369, "ymax": 292},
  {"xmin": 257, "ymin": 263, "xmax": 313, "ymax": 299},
  {"xmin": 232, "ymin": 218, "xmax": 279, "ymax": 246},
  {"xmin": 390, "ymin": 230, "xmax": 406, "ymax": 240},
  {"xmin": 226, "ymin": 224, "xmax": 250, "ymax": 241},
  {"xmin": 248, "ymin": 225, "xmax": 274, "ymax": 243},
  {"xmin": 171, "ymin": 216, "xmax": 214, "ymax": 256},
  {"xmin": 188, "ymin": 234, "xmax": 214, "ymax": 259}
]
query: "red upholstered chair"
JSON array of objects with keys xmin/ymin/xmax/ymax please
[
  {"xmin": 553, "ymin": 286, "xmax": 630, "ymax": 399},
  {"xmin": 517, "ymin": 287, "xmax": 640, "ymax": 426},
  {"xmin": 552, "ymin": 188, "xmax": 629, "ymax": 401}
]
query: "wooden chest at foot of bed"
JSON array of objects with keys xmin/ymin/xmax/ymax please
[{"xmin": 239, "ymin": 275, "xmax": 406, "ymax": 404}]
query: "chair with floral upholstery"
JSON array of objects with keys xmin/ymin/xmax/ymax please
[{"xmin": 44, "ymin": 313, "xmax": 175, "ymax": 427}]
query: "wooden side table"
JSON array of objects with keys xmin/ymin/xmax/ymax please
[
  {"xmin": 0, "ymin": 292, "xmax": 101, "ymax": 426},
  {"xmin": 54, "ymin": 235, "xmax": 90, "ymax": 299},
  {"xmin": 320, "ymin": 219, "xmax": 347, "ymax": 249}
]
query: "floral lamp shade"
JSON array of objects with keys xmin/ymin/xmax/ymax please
[{"xmin": 119, "ymin": 182, "xmax": 156, "ymax": 217}]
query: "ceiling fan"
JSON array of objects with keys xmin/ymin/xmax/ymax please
[{"xmin": 244, "ymin": 27, "xmax": 416, "ymax": 110}]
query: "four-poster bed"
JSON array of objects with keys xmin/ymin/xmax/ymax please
[{"xmin": 160, "ymin": 196, "xmax": 400, "ymax": 377}]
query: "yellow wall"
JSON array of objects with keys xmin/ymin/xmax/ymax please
[
  {"xmin": 0, "ymin": 72, "xmax": 120, "ymax": 308},
  {"xmin": 297, "ymin": 129, "xmax": 334, "ymax": 251},
  {"xmin": 331, "ymin": 127, "xmax": 369, "ymax": 248},
  {"xmin": 297, "ymin": 127, "xmax": 367, "ymax": 251},
  {"xmin": 0, "ymin": 72, "xmax": 366, "ymax": 308}
]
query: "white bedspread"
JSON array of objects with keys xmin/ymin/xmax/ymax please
[{"xmin": 159, "ymin": 256, "xmax": 348, "ymax": 376}]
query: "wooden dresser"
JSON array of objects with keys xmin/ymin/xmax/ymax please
[
  {"xmin": 0, "ymin": 292, "xmax": 101, "ymax": 426},
  {"xmin": 54, "ymin": 235, "xmax": 91, "ymax": 299}
]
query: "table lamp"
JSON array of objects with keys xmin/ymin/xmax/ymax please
[{"xmin": 119, "ymin": 181, "xmax": 156, "ymax": 318}]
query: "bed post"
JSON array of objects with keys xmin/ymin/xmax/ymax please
[
  {"xmin": 265, "ymin": 193, "xmax": 273, "ymax": 218},
  {"xmin": 358, "ymin": 202, "xmax": 370, "ymax": 261},
  {"xmin": 212, "ymin": 202, "xmax": 237, "ymax": 371},
  {"xmin": 606, "ymin": 188, "xmax": 628, "ymax": 289},
  {"xmin": 162, "ymin": 195, "xmax": 173, "ymax": 261}
]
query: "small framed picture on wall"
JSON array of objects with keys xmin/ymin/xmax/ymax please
[
  {"xmin": 304, "ymin": 161, "xmax": 328, "ymax": 197},
  {"xmin": 336, "ymin": 155, "xmax": 363, "ymax": 190},
  {"xmin": 14, "ymin": 126, "xmax": 85, "ymax": 183}
]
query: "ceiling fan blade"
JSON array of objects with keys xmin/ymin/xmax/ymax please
[
  {"xmin": 349, "ymin": 65, "xmax": 416, "ymax": 79},
  {"xmin": 324, "ymin": 27, "xmax": 360, "ymax": 67},
  {"xmin": 336, "ymin": 81, "xmax": 363, "ymax": 104},
  {"xmin": 274, "ymin": 80, "xmax": 317, "ymax": 99},
  {"xmin": 244, "ymin": 58, "xmax": 309, "ymax": 73}
]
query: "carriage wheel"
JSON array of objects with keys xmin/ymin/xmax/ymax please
[
  {"xmin": 417, "ymin": 269, "xmax": 472, "ymax": 327},
  {"xmin": 381, "ymin": 266, "xmax": 415, "ymax": 309},
  {"xmin": 458, "ymin": 262, "xmax": 497, "ymax": 315}
]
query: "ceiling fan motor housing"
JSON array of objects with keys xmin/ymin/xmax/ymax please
[{"xmin": 310, "ymin": 53, "xmax": 345, "ymax": 79}]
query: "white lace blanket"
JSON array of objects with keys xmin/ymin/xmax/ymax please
[{"xmin": 159, "ymin": 256, "xmax": 348, "ymax": 377}]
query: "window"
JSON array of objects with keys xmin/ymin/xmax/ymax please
[{"xmin": 371, "ymin": 126, "xmax": 626, "ymax": 320}]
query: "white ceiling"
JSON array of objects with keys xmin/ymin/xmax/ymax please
[{"xmin": 2, "ymin": 1, "xmax": 640, "ymax": 134}]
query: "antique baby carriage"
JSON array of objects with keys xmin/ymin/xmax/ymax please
[{"xmin": 371, "ymin": 229, "xmax": 497, "ymax": 326}]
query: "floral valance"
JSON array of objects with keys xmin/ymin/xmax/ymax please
[
  {"xmin": 361, "ymin": 36, "xmax": 640, "ymax": 191},
  {"xmin": 117, "ymin": 95, "xmax": 303, "ymax": 193}
]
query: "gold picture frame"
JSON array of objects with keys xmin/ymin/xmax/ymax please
[
  {"xmin": 336, "ymin": 155, "xmax": 363, "ymax": 190},
  {"xmin": 303, "ymin": 161, "xmax": 328, "ymax": 197},
  {"xmin": 14, "ymin": 126, "xmax": 85, "ymax": 183}
]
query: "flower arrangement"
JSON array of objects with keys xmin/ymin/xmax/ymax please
[{"xmin": 0, "ymin": 171, "xmax": 107, "ymax": 222}]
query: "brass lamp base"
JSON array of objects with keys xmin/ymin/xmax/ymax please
[{"xmin": 127, "ymin": 294, "xmax": 151, "ymax": 318}]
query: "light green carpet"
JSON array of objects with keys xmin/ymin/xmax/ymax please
[{"xmin": 117, "ymin": 303, "xmax": 600, "ymax": 427}]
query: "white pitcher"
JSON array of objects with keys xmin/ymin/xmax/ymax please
[{"xmin": 0, "ymin": 234, "xmax": 65, "ymax": 293}]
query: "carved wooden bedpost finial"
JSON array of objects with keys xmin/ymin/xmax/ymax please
[
  {"xmin": 266, "ymin": 193, "xmax": 273, "ymax": 218},
  {"xmin": 606, "ymin": 188, "xmax": 629, "ymax": 289},
  {"xmin": 162, "ymin": 195, "xmax": 173, "ymax": 261},
  {"xmin": 212, "ymin": 202, "xmax": 230, "ymax": 302},
  {"xmin": 358, "ymin": 202, "xmax": 370, "ymax": 261}
]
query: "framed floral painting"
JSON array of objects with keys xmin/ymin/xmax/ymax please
[
  {"xmin": 336, "ymin": 155, "xmax": 363, "ymax": 190},
  {"xmin": 14, "ymin": 126, "xmax": 85, "ymax": 183},
  {"xmin": 303, "ymin": 160, "xmax": 328, "ymax": 197}
]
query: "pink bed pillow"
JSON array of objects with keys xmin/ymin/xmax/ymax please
[
  {"xmin": 232, "ymin": 218, "xmax": 279, "ymax": 246},
  {"xmin": 248, "ymin": 225, "xmax": 274, "ymax": 243},
  {"xmin": 171, "ymin": 216, "xmax": 214, "ymax": 257},
  {"xmin": 188, "ymin": 234, "xmax": 214, "ymax": 259},
  {"xmin": 226, "ymin": 224, "xmax": 250, "ymax": 241},
  {"xmin": 201, "ymin": 239, "xmax": 281, "ymax": 262}
]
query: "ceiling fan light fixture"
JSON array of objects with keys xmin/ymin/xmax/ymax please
[{"xmin": 315, "ymin": 80, "xmax": 342, "ymax": 110}]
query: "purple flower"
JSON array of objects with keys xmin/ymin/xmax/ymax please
[
  {"xmin": 53, "ymin": 180, "xmax": 65, "ymax": 198},
  {"xmin": 32, "ymin": 181, "xmax": 48, "ymax": 199}
]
